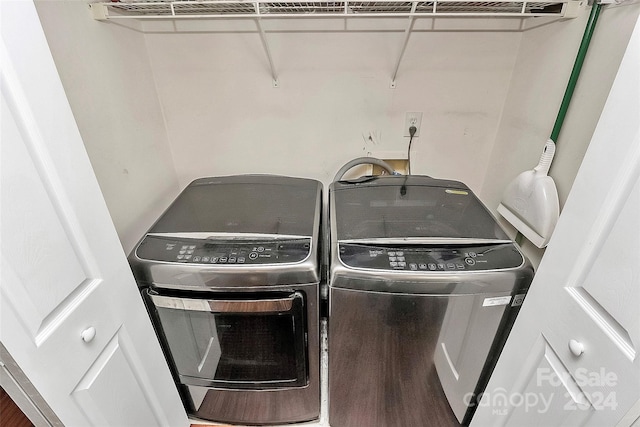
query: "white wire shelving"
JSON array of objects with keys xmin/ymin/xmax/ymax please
[
  {"xmin": 92, "ymin": 0, "xmax": 576, "ymax": 19},
  {"xmin": 91, "ymin": 0, "xmax": 582, "ymax": 87}
]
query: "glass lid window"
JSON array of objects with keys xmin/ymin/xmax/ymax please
[
  {"xmin": 334, "ymin": 182, "xmax": 508, "ymax": 240},
  {"xmin": 151, "ymin": 180, "xmax": 318, "ymax": 236}
]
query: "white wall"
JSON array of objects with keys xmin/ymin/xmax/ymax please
[
  {"xmin": 481, "ymin": 1, "xmax": 640, "ymax": 266},
  {"xmin": 35, "ymin": 2, "xmax": 640, "ymax": 263},
  {"xmin": 35, "ymin": 0, "xmax": 180, "ymax": 253},
  {"xmin": 143, "ymin": 19, "xmax": 522, "ymax": 192}
]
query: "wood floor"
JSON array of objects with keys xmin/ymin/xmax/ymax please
[
  {"xmin": 1, "ymin": 387, "xmax": 33, "ymax": 427},
  {"xmin": 0, "ymin": 386, "xmax": 228, "ymax": 427}
]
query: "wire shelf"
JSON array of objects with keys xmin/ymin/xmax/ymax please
[
  {"xmin": 94, "ymin": 0, "xmax": 572, "ymax": 19},
  {"xmin": 90, "ymin": 0, "xmax": 579, "ymax": 86}
]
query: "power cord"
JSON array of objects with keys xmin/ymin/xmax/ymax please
[{"xmin": 407, "ymin": 125, "xmax": 417, "ymax": 175}]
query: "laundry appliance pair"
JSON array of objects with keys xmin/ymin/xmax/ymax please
[{"xmin": 128, "ymin": 166, "xmax": 533, "ymax": 426}]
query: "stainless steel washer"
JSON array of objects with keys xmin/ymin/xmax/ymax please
[
  {"xmin": 328, "ymin": 175, "xmax": 534, "ymax": 426},
  {"xmin": 128, "ymin": 175, "xmax": 322, "ymax": 425}
]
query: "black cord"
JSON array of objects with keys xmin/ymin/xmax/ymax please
[
  {"xmin": 400, "ymin": 174, "xmax": 409, "ymax": 196},
  {"xmin": 407, "ymin": 125, "xmax": 417, "ymax": 174}
]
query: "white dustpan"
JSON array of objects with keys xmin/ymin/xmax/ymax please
[{"xmin": 497, "ymin": 139, "xmax": 559, "ymax": 248}]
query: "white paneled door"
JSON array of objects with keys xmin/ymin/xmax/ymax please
[
  {"xmin": 0, "ymin": 2, "xmax": 188, "ymax": 426},
  {"xmin": 471, "ymin": 15, "xmax": 640, "ymax": 427}
]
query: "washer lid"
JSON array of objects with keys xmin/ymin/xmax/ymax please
[
  {"xmin": 332, "ymin": 176, "xmax": 508, "ymax": 241},
  {"xmin": 150, "ymin": 175, "xmax": 321, "ymax": 237}
]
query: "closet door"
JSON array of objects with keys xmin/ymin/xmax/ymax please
[
  {"xmin": 471, "ymin": 15, "xmax": 640, "ymax": 427},
  {"xmin": 0, "ymin": 2, "xmax": 188, "ymax": 426}
]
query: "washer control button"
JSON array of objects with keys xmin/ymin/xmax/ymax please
[
  {"xmin": 249, "ymin": 252, "xmax": 258, "ymax": 260},
  {"xmin": 465, "ymin": 258, "xmax": 476, "ymax": 266}
]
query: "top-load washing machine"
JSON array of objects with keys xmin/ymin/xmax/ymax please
[
  {"xmin": 128, "ymin": 175, "xmax": 322, "ymax": 425},
  {"xmin": 328, "ymin": 175, "xmax": 534, "ymax": 427}
]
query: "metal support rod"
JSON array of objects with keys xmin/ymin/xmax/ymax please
[
  {"xmin": 549, "ymin": 3, "xmax": 602, "ymax": 142},
  {"xmin": 254, "ymin": 17, "xmax": 279, "ymax": 87},
  {"xmin": 390, "ymin": 2, "xmax": 418, "ymax": 87}
]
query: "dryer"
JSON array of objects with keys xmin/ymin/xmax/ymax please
[
  {"xmin": 128, "ymin": 175, "xmax": 322, "ymax": 425},
  {"xmin": 328, "ymin": 175, "xmax": 534, "ymax": 426}
]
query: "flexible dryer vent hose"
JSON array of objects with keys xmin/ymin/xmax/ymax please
[{"xmin": 333, "ymin": 157, "xmax": 399, "ymax": 182}]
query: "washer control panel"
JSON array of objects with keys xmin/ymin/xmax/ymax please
[
  {"xmin": 136, "ymin": 236, "xmax": 311, "ymax": 265},
  {"xmin": 338, "ymin": 243, "xmax": 523, "ymax": 271}
]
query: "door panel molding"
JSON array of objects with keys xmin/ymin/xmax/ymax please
[
  {"xmin": 72, "ymin": 327, "xmax": 170, "ymax": 427},
  {"xmin": 499, "ymin": 335, "xmax": 594, "ymax": 426},
  {"xmin": 1, "ymin": 38, "xmax": 104, "ymax": 345},
  {"xmin": 35, "ymin": 279, "xmax": 103, "ymax": 347},
  {"xmin": 0, "ymin": 2, "xmax": 188, "ymax": 425},
  {"xmin": 0, "ymin": 38, "xmax": 101, "ymax": 281},
  {"xmin": 567, "ymin": 287, "xmax": 635, "ymax": 361}
]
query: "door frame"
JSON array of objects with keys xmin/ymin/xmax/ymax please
[{"xmin": 0, "ymin": 343, "xmax": 61, "ymax": 427}]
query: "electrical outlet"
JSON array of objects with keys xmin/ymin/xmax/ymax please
[{"xmin": 404, "ymin": 112, "xmax": 423, "ymax": 137}]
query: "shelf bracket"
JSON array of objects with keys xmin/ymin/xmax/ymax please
[
  {"xmin": 254, "ymin": 16, "xmax": 279, "ymax": 87},
  {"xmin": 390, "ymin": 2, "xmax": 418, "ymax": 88}
]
